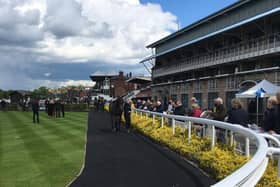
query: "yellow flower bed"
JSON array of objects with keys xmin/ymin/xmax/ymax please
[{"xmin": 131, "ymin": 113, "xmax": 280, "ymax": 186}]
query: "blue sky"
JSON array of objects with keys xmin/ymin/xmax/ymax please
[
  {"xmin": 0, "ymin": 0, "xmax": 239, "ymax": 90},
  {"xmin": 140, "ymin": 0, "xmax": 238, "ymax": 28}
]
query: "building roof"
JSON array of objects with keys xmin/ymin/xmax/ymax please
[
  {"xmin": 135, "ymin": 88, "xmax": 152, "ymax": 99},
  {"xmin": 89, "ymin": 74, "xmax": 118, "ymax": 81},
  {"xmin": 147, "ymin": 0, "xmax": 250, "ymax": 48},
  {"xmin": 126, "ymin": 76, "xmax": 151, "ymax": 84}
]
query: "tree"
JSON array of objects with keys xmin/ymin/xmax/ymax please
[{"xmin": 32, "ymin": 87, "xmax": 49, "ymax": 98}]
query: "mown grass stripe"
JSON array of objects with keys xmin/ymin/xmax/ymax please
[
  {"xmin": 0, "ymin": 112, "xmax": 87, "ymax": 187},
  {"xmin": 18, "ymin": 112, "xmax": 85, "ymax": 149}
]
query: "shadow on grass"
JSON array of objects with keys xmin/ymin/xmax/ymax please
[{"xmin": 5, "ymin": 112, "xmax": 79, "ymax": 184}]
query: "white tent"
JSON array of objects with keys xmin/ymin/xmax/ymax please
[
  {"xmin": 236, "ymin": 79, "xmax": 280, "ymax": 98},
  {"xmin": 236, "ymin": 79, "xmax": 280, "ymax": 125}
]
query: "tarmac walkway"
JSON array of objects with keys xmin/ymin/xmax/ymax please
[{"xmin": 70, "ymin": 111, "xmax": 215, "ymax": 187}]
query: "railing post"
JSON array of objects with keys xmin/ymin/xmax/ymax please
[
  {"xmin": 140, "ymin": 112, "xmax": 142, "ymax": 119},
  {"xmin": 146, "ymin": 112, "xmax": 148, "ymax": 119},
  {"xmin": 152, "ymin": 114, "xmax": 155, "ymax": 125},
  {"xmin": 172, "ymin": 118, "xmax": 175, "ymax": 135},
  {"xmin": 161, "ymin": 116, "xmax": 164, "ymax": 128},
  {"xmin": 245, "ymin": 137, "xmax": 250, "ymax": 158},
  {"xmin": 211, "ymin": 125, "xmax": 215, "ymax": 150},
  {"xmin": 225, "ymin": 130, "xmax": 228, "ymax": 144},
  {"xmin": 202, "ymin": 124, "xmax": 206, "ymax": 137},
  {"xmin": 230, "ymin": 131, "xmax": 234, "ymax": 147},
  {"xmin": 188, "ymin": 121, "xmax": 191, "ymax": 144},
  {"xmin": 278, "ymin": 156, "xmax": 280, "ymax": 178}
]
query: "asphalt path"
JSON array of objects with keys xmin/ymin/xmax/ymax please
[{"xmin": 70, "ymin": 111, "xmax": 215, "ymax": 187}]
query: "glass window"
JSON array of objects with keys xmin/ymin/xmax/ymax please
[
  {"xmin": 208, "ymin": 79, "xmax": 217, "ymax": 91},
  {"xmin": 193, "ymin": 93, "xmax": 202, "ymax": 107},
  {"xmin": 193, "ymin": 80, "xmax": 201, "ymax": 93},
  {"xmin": 181, "ymin": 94, "xmax": 188, "ymax": 109},
  {"xmin": 208, "ymin": 92, "xmax": 218, "ymax": 110},
  {"xmin": 171, "ymin": 94, "xmax": 177, "ymax": 102},
  {"xmin": 225, "ymin": 91, "xmax": 237, "ymax": 110}
]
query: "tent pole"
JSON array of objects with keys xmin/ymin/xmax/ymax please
[{"xmin": 256, "ymin": 97, "xmax": 259, "ymax": 125}]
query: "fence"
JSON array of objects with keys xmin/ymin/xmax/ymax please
[{"xmin": 132, "ymin": 108, "xmax": 280, "ymax": 187}]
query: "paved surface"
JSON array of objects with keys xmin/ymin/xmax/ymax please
[{"xmin": 70, "ymin": 111, "xmax": 215, "ymax": 187}]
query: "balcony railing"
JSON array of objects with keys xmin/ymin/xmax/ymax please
[{"xmin": 153, "ymin": 33, "xmax": 280, "ymax": 78}]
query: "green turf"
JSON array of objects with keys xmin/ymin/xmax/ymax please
[{"xmin": 0, "ymin": 111, "xmax": 88, "ymax": 187}]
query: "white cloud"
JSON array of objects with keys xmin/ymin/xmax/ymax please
[
  {"xmin": 44, "ymin": 72, "xmax": 51, "ymax": 77},
  {"xmin": 0, "ymin": 0, "xmax": 177, "ymax": 89}
]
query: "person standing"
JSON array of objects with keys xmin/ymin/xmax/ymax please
[
  {"xmin": 113, "ymin": 97, "xmax": 123, "ymax": 132},
  {"xmin": 262, "ymin": 96, "xmax": 277, "ymax": 133},
  {"xmin": 1, "ymin": 99, "xmax": 6, "ymax": 111},
  {"xmin": 55, "ymin": 100, "xmax": 61, "ymax": 118},
  {"xmin": 275, "ymin": 91, "xmax": 280, "ymax": 133},
  {"xmin": 60, "ymin": 100, "xmax": 65, "ymax": 118},
  {"xmin": 191, "ymin": 103, "xmax": 202, "ymax": 118},
  {"xmin": 32, "ymin": 98, "xmax": 39, "ymax": 123},
  {"xmin": 227, "ymin": 98, "xmax": 249, "ymax": 127},
  {"xmin": 208, "ymin": 97, "xmax": 226, "ymax": 121},
  {"xmin": 208, "ymin": 97, "xmax": 227, "ymax": 143},
  {"xmin": 155, "ymin": 100, "xmax": 164, "ymax": 113},
  {"xmin": 173, "ymin": 100, "xmax": 185, "ymax": 116},
  {"xmin": 124, "ymin": 99, "xmax": 132, "ymax": 133},
  {"xmin": 45, "ymin": 99, "xmax": 49, "ymax": 114}
]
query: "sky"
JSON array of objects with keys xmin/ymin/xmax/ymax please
[{"xmin": 0, "ymin": 0, "xmax": 238, "ymax": 90}]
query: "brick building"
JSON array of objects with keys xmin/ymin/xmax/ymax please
[
  {"xmin": 90, "ymin": 71, "xmax": 136, "ymax": 98},
  {"xmin": 140, "ymin": 0, "xmax": 280, "ymax": 114}
]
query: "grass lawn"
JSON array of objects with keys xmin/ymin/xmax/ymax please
[{"xmin": 0, "ymin": 111, "xmax": 88, "ymax": 187}]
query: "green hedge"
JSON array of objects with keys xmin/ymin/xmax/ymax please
[
  {"xmin": 5, "ymin": 103, "xmax": 20, "ymax": 111},
  {"xmin": 64, "ymin": 104, "xmax": 89, "ymax": 112}
]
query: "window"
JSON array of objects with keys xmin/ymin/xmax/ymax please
[
  {"xmin": 208, "ymin": 92, "xmax": 218, "ymax": 110},
  {"xmin": 225, "ymin": 91, "xmax": 238, "ymax": 110},
  {"xmin": 226, "ymin": 76, "xmax": 239, "ymax": 90},
  {"xmin": 193, "ymin": 80, "xmax": 201, "ymax": 93},
  {"xmin": 181, "ymin": 83, "xmax": 189, "ymax": 93},
  {"xmin": 181, "ymin": 94, "xmax": 188, "ymax": 109},
  {"xmin": 276, "ymin": 71, "xmax": 280, "ymax": 86},
  {"xmin": 171, "ymin": 94, "xmax": 177, "ymax": 102},
  {"xmin": 208, "ymin": 79, "xmax": 217, "ymax": 91},
  {"xmin": 193, "ymin": 93, "xmax": 202, "ymax": 107}
]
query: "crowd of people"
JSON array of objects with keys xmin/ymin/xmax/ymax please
[
  {"xmin": 44, "ymin": 99, "xmax": 65, "ymax": 118},
  {"xmin": 131, "ymin": 91, "xmax": 280, "ymax": 135},
  {"xmin": 109, "ymin": 97, "xmax": 131, "ymax": 133},
  {"xmin": 93, "ymin": 97, "xmax": 105, "ymax": 112},
  {"xmin": 29, "ymin": 98, "xmax": 66, "ymax": 124}
]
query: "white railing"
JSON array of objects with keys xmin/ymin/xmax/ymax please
[{"xmin": 132, "ymin": 108, "xmax": 280, "ymax": 187}]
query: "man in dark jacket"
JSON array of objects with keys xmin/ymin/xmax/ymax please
[
  {"xmin": 123, "ymin": 99, "xmax": 132, "ymax": 133},
  {"xmin": 173, "ymin": 100, "xmax": 185, "ymax": 116},
  {"xmin": 209, "ymin": 98, "xmax": 226, "ymax": 121},
  {"xmin": 113, "ymin": 97, "xmax": 123, "ymax": 132},
  {"xmin": 272, "ymin": 91, "xmax": 280, "ymax": 134},
  {"xmin": 32, "ymin": 98, "xmax": 39, "ymax": 123},
  {"xmin": 156, "ymin": 100, "xmax": 164, "ymax": 113},
  {"xmin": 1, "ymin": 99, "xmax": 6, "ymax": 111},
  {"xmin": 227, "ymin": 98, "xmax": 249, "ymax": 127}
]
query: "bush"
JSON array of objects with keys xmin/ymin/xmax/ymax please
[
  {"xmin": 64, "ymin": 104, "xmax": 89, "ymax": 112},
  {"xmin": 6, "ymin": 103, "xmax": 19, "ymax": 111}
]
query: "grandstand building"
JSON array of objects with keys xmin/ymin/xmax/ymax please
[{"xmin": 141, "ymin": 0, "xmax": 280, "ymax": 111}]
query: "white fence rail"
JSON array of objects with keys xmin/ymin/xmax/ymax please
[{"xmin": 133, "ymin": 108, "xmax": 280, "ymax": 187}]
